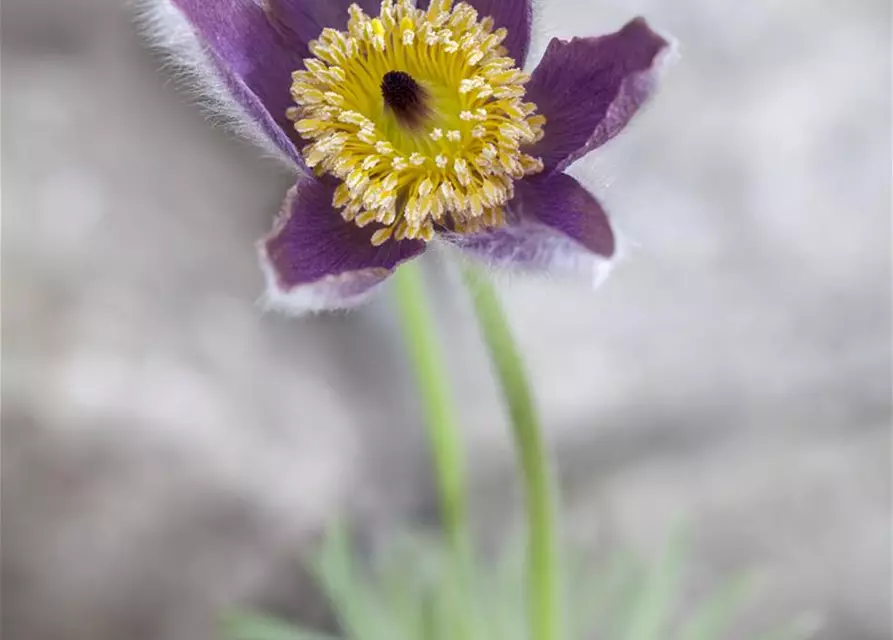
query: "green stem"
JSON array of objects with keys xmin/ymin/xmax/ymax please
[
  {"xmin": 462, "ymin": 266, "xmax": 563, "ymax": 640},
  {"xmin": 393, "ymin": 262, "xmax": 469, "ymax": 557}
]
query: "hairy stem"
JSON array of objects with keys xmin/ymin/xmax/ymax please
[{"xmin": 462, "ymin": 266, "xmax": 564, "ymax": 640}]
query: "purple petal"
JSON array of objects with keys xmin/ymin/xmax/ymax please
[
  {"xmin": 416, "ymin": 0, "xmax": 532, "ymax": 66},
  {"xmin": 266, "ymin": 0, "xmax": 381, "ymax": 59},
  {"xmin": 169, "ymin": 0, "xmax": 306, "ymax": 163},
  {"xmin": 526, "ymin": 18, "xmax": 671, "ymax": 174},
  {"xmin": 448, "ymin": 174, "xmax": 615, "ymax": 284},
  {"xmin": 260, "ymin": 176, "xmax": 426, "ymax": 313}
]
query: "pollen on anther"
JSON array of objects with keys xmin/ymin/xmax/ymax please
[
  {"xmin": 290, "ymin": 0, "xmax": 547, "ymax": 245},
  {"xmin": 371, "ymin": 227, "xmax": 393, "ymax": 246}
]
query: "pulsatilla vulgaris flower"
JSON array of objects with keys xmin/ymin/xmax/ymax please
[{"xmin": 147, "ymin": 0, "xmax": 671, "ymax": 312}]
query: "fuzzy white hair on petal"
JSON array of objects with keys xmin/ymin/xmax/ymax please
[
  {"xmin": 132, "ymin": 0, "xmax": 297, "ymax": 169},
  {"xmin": 255, "ymin": 242, "xmax": 386, "ymax": 316},
  {"xmin": 592, "ymin": 228, "xmax": 625, "ymax": 289},
  {"xmin": 439, "ymin": 223, "xmax": 617, "ymax": 291}
]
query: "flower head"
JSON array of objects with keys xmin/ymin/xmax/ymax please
[
  {"xmin": 146, "ymin": 0, "xmax": 672, "ymax": 313},
  {"xmin": 290, "ymin": 0, "xmax": 545, "ymax": 245}
]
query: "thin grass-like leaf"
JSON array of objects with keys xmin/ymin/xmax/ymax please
[
  {"xmin": 622, "ymin": 528, "xmax": 689, "ymax": 640},
  {"xmin": 676, "ymin": 573, "xmax": 758, "ymax": 640},
  {"xmin": 488, "ymin": 541, "xmax": 527, "ymax": 640},
  {"xmin": 223, "ymin": 611, "xmax": 339, "ymax": 640},
  {"xmin": 374, "ymin": 534, "xmax": 435, "ymax": 639},
  {"xmin": 600, "ymin": 554, "xmax": 649, "ymax": 639},
  {"xmin": 570, "ymin": 549, "xmax": 640, "ymax": 640},
  {"xmin": 224, "ymin": 527, "xmax": 807, "ymax": 640},
  {"xmin": 311, "ymin": 524, "xmax": 394, "ymax": 640},
  {"xmin": 425, "ymin": 542, "xmax": 470, "ymax": 640}
]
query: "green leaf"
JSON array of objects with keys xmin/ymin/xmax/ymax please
[
  {"xmin": 311, "ymin": 523, "xmax": 395, "ymax": 640},
  {"xmin": 621, "ymin": 527, "xmax": 689, "ymax": 640},
  {"xmin": 677, "ymin": 573, "xmax": 758, "ymax": 640},
  {"xmin": 222, "ymin": 611, "xmax": 338, "ymax": 640},
  {"xmin": 569, "ymin": 549, "xmax": 640, "ymax": 639},
  {"xmin": 374, "ymin": 534, "xmax": 430, "ymax": 638},
  {"xmin": 601, "ymin": 554, "xmax": 650, "ymax": 639},
  {"xmin": 487, "ymin": 540, "xmax": 527, "ymax": 640}
]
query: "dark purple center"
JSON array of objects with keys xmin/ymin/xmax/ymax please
[{"xmin": 381, "ymin": 71, "xmax": 427, "ymax": 126}]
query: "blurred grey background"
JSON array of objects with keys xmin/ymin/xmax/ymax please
[{"xmin": 2, "ymin": 0, "xmax": 890, "ymax": 639}]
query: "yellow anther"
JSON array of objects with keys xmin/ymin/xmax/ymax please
[
  {"xmin": 333, "ymin": 183, "xmax": 351, "ymax": 207},
  {"xmin": 291, "ymin": 0, "xmax": 545, "ymax": 245},
  {"xmin": 370, "ymin": 227, "xmax": 394, "ymax": 246}
]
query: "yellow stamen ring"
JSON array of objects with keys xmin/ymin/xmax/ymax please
[{"xmin": 287, "ymin": 0, "xmax": 546, "ymax": 245}]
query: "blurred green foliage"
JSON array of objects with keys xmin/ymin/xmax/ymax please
[{"xmin": 223, "ymin": 526, "xmax": 818, "ymax": 640}]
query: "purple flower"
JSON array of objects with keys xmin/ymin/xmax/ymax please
[{"xmin": 146, "ymin": 0, "xmax": 671, "ymax": 313}]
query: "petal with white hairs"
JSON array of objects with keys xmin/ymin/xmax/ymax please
[
  {"xmin": 526, "ymin": 18, "xmax": 672, "ymax": 175},
  {"xmin": 259, "ymin": 175, "xmax": 426, "ymax": 314},
  {"xmin": 265, "ymin": 0, "xmax": 382, "ymax": 60},
  {"xmin": 416, "ymin": 0, "xmax": 533, "ymax": 66},
  {"xmin": 137, "ymin": 0, "xmax": 305, "ymax": 168},
  {"xmin": 447, "ymin": 173, "xmax": 616, "ymax": 286}
]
